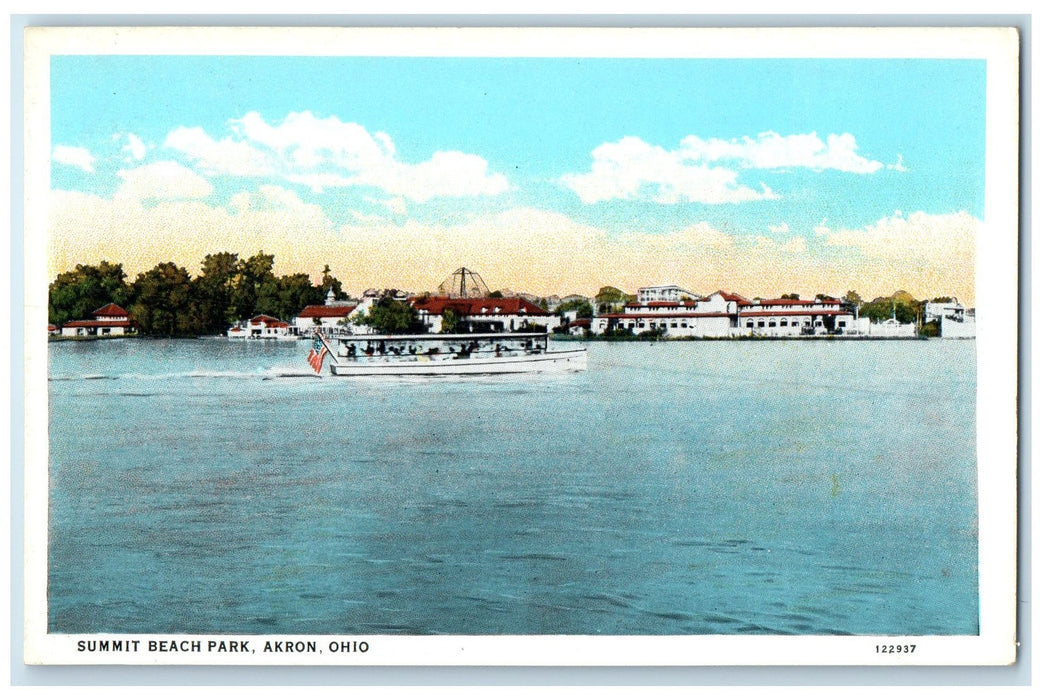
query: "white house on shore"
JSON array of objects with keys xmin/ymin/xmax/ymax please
[
  {"xmin": 227, "ymin": 314, "xmax": 293, "ymax": 340},
  {"xmin": 60, "ymin": 303, "xmax": 137, "ymax": 337},
  {"xmin": 924, "ymin": 298, "xmax": 976, "ymax": 338}
]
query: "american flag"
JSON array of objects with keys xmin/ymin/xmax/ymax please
[{"xmin": 306, "ymin": 337, "xmax": 328, "ymax": 374}]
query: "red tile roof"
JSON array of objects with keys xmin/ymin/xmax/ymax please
[
  {"xmin": 739, "ymin": 309, "xmax": 850, "ymax": 317},
  {"xmin": 600, "ymin": 312, "xmax": 731, "ymax": 319},
  {"xmin": 710, "ymin": 290, "xmax": 751, "ymax": 304},
  {"xmin": 63, "ymin": 319, "xmax": 136, "ymax": 328},
  {"xmin": 92, "ymin": 303, "xmax": 129, "ymax": 318},
  {"xmin": 410, "ymin": 296, "xmax": 550, "ymax": 317},
  {"xmin": 249, "ymin": 314, "xmax": 284, "ymax": 324},
  {"xmin": 627, "ymin": 300, "xmax": 699, "ymax": 308},
  {"xmin": 297, "ymin": 305, "xmax": 357, "ymax": 318},
  {"xmin": 747, "ymin": 298, "xmax": 843, "ymax": 307}
]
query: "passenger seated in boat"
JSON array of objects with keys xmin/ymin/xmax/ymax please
[
  {"xmin": 426, "ymin": 347, "xmax": 439, "ymax": 355},
  {"xmin": 364, "ymin": 344, "xmax": 374, "ymax": 356},
  {"xmin": 495, "ymin": 343, "xmax": 503, "ymax": 357},
  {"xmin": 378, "ymin": 341, "xmax": 387, "ymax": 355},
  {"xmin": 346, "ymin": 344, "xmax": 357, "ymax": 357}
]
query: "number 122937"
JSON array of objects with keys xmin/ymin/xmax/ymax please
[{"xmin": 875, "ymin": 644, "xmax": 917, "ymax": 654}]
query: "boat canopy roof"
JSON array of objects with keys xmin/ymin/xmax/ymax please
[{"xmin": 322, "ymin": 331, "xmax": 549, "ymax": 342}]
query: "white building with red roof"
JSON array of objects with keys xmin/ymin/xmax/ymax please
[
  {"xmin": 591, "ymin": 290, "xmax": 747, "ymax": 338},
  {"xmin": 589, "ymin": 288, "xmax": 865, "ymax": 338},
  {"xmin": 227, "ymin": 314, "xmax": 293, "ymax": 340},
  {"xmin": 60, "ymin": 303, "xmax": 137, "ymax": 337},
  {"xmin": 410, "ymin": 296, "xmax": 553, "ymax": 334},
  {"xmin": 736, "ymin": 296, "xmax": 856, "ymax": 337},
  {"xmin": 292, "ymin": 289, "xmax": 359, "ymax": 336}
]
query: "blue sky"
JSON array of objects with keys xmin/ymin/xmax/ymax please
[{"xmin": 48, "ymin": 55, "xmax": 985, "ymax": 300}]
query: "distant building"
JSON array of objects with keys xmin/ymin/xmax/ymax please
[
  {"xmin": 293, "ymin": 290, "xmax": 359, "ymax": 336},
  {"xmin": 854, "ymin": 317, "xmax": 917, "ymax": 337},
  {"xmin": 227, "ymin": 314, "xmax": 292, "ymax": 340},
  {"xmin": 737, "ymin": 296, "xmax": 856, "ymax": 337},
  {"xmin": 924, "ymin": 297, "xmax": 975, "ymax": 338},
  {"xmin": 60, "ymin": 303, "xmax": 137, "ymax": 338},
  {"xmin": 589, "ymin": 291, "xmax": 866, "ymax": 338},
  {"xmin": 636, "ymin": 284, "xmax": 699, "ymax": 304},
  {"xmin": 592, "ymin": 290, "xmax": 748, "ymax": 338},
  {"xmin": 410, "ymin": 296, "xmax": 553, "ymax": 333}
]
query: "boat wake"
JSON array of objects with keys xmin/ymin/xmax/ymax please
[{"xmin": 49, "ymin": 366, "xmax": 316, "ymax": 382}]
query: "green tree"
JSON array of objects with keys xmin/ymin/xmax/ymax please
[
  {"xmin": 48, "ymin": 261, "xmax": 130, "ymax": 325},
  {"xmin": 193, "ymin": 251, "xmax": 241, "ymax": 333},
  {"xmin": 354, "ymin": 297, "xmax": 422, "ymax": 334},
  {"xmin": 232, "ymin": 251, "xmax": 276, "ymax": 319},
  {"xmin": 439, "ymin": 308, "xmax": 463, "ymax": 333},
  {"xmin": 557, "ymin": 298, "xmax": 594, "ymax": 319},
  {"xmin": 843, "ymin": 290, "xmax": 863, "ymax": 307},
  {"xmin": 594, "ymin": 286, "xmax": 628, "ymax": 314},
  {"xmin": 780, "ymin": 293, "xmax": 800, "ymax": 300},
  {"xmin": 320, "ymin": 264, "xmax": 344, "ymax": 300},
  {"xmin": 274, "ymin": 272, "xmax": 324, "ymax": 320},
  {"xmin": 860, "ymin": 298, "xmax": 918, "ymax": 324},
  {"xmin": 130, "ymin": 262, "xmax": 197, "ymax": 336}
]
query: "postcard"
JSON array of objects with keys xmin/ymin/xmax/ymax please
[{"xmin": 22, "ymin": 25, "xmax": 1020, "ymax": 666}]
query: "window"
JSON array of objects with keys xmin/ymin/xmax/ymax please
[
  {"xmin": 838, "ymin": 321, "xmax": 847, "ymax": 328},
  {"xmin": 780, "ymin": 320, "xmax": 788, "ymax": 327},
  {"xmin": 746, "ymin": 321, "xmax": 754, "ymax": 328},
  {"xmin": 758, "ymin": 321, "xmax": 765, "ymax": 328},
  {"xmin": 671, "ymin": 322, "xmax": 678, "ymax": 328},
  {"xmin": 768, "ymin": 321, "xmax": 777, "ymax": 327}
]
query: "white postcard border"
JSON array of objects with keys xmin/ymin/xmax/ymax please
[{"xmin": 22, "ymin": 25, "xmax": 1021, "ymax": 667}]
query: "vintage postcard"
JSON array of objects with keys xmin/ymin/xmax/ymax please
[{"xmin": 22, "ymin": 26, "xmax": 1019, "ymax": 666}]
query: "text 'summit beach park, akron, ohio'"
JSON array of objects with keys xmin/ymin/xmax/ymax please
[{"xmin": 21, "ymin": 26, "xmax": 1020, "ymax": 667}]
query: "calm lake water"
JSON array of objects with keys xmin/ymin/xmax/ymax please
[{"xmin": 48, "ymin": 337, "xmax": 978, "ymax": 635}]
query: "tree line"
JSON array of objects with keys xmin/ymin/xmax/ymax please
[{"xmin": 49, "ymin": 252, "xmax": 345, "ymax": 337}]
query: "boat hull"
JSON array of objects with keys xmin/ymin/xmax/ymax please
[{"xmin": 327, "ymin": 348, "xmax": 587, "ymax": 376}]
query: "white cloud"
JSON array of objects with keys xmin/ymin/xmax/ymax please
[
  {"xmin": 768, "ymin": 222, "xmax": 790, "ymax": 234},
  {"xmin": 114, "ymin": 161, "xmax": 213, "ymax": 202},
  {"xmin": 680, "ymin": 131, "xmax": 883, "ymax": 173},
  {"xmin": 780, "ymin": 236, "xmax": 807, "ymax": 253},
  {"xmin": 122, "ymin": 134, "xmax": 147, "ymax": 161},
  {"xmin": 561, "ymin": 136, "xmax": 776, "ymax": 205},
  {"xmin": 823, "ymin": 210, "xmax": 977, "ymax": 263},
  {"xmin": 165, "ymin": 126, "xmax": 275, "ymax": 177},
  {"xmin": 165, "ymin": 111, "xmax": 509, "ymax": 203},
  {"xmin": 887, "ymin": 154, "xmax": 909, "ymax": 172},
  {"xmin": 52, "ymin": 145, "xmax": 96, "ymax": 173}
]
